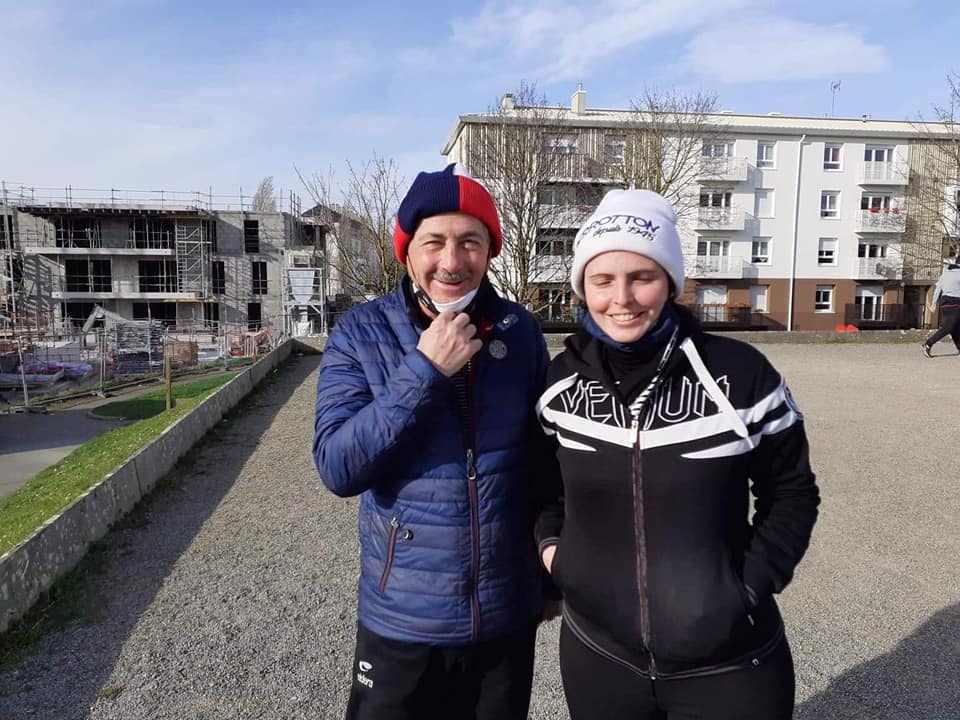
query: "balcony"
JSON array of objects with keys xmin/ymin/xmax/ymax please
[
  {"xmin": 851, "ymin": 256, "xmax": 903, "ymax": 280},
  {"xmin": 689, "ymin": 304, "xmax": 778, "ymax": 330},
  {"xmin": 694, "ymin": 207, "xmax": 747, "ymax": 231},
  {"xmin": 855, "ymin": 208, "xmax": 906, "ymax": 233},
  {"xmin": 687, "ymin": 256, "xmax": 746, "ymax": 279},
  {"xmin": 859, "ymin": 162, "xmax": 909, "ymax": 186},
  {"xmin": 540, "ymin": 152, "xmax": 605, "ymax": 180},
  {"xmin": 696, "ymin": 157, "xmax": 748, "ymax": 182},
  {"xmin": 539, "ymin": 205, "xmax": 591, "ymax": 228},
  {"xmin": 843, "ymin": 303, "xmax": 921, "ymax": 329}
]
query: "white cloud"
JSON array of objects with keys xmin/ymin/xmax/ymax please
[
  {"xmin": 674, "ymin": 17, "xmax": 889, "ymax": 83},
  {"xmin": 450, "ymin": 0, "xmax": 760, "ymax": 81}
]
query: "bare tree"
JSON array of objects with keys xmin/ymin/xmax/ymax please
[
  {"xmin": 908, "ymin": 72, "xmax": 960, "ymax": 280},
  {"xmin": 251, "ymin": 176, "xmax": 277, "ymax": 212},
  {"xmin": 607, "ymin": 87, "xmax": 729, "ymax": 220},
  {"xmin": 298, "ymin": 155, "xmax": 404, "ymax": 300},
  {"xmin": 460, "ymin": 81, "xmax": 593, "ymax": 315}
]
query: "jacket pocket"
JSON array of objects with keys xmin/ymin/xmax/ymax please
[{"xmin": 378, "ymin": 516, "xmax": 400, "ymax": 594}]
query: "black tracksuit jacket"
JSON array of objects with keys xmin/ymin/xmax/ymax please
[{"xmin": 534, "ymin": 322, "xmax": 820, "ymax": 680}]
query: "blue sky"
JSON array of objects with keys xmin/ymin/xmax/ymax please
[{"xmin": 1, "ymin": 0, "xmax": 957, "ymax": 205}]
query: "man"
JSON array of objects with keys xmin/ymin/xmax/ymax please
[
  {"xmin": 921, "ymin": 259, "xmax": 960, "ymax": 357},
  {"xmin": 313, "ymin": 164, "xmax": 553, "ymax": 719}
]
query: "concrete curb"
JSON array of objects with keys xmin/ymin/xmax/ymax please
[{"xmin": 0, "ymin": 340, "xmax": 293, "ymax": 634}]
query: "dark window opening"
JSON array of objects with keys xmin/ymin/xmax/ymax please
[
  {"xmin": 212, "ymin": 260, "xmax": 226, "ymax": 294},
  {"xmin": 138, "ymin": 260, "xmax": 178, "ymax": 293},
  {"xmin": 207, "ymin": 220, "xmax": 218, "ymax": 253},
  {"xmin": 203, "ymin": 301, "xmax": 220, "ymax": 327},
  {"xmin": 132, "ymin": 302, "xmax": 177, "ymax": 325},
  {"xmin": 244, "ymin": 219, "xmax": 260, "ymax": 253},
  {"xmin": 55, "ymin": 218, "xmax": 101, "ymax": 248},
  {"xmin": 247, "ymin": 302, "xmax": 262, "ymax": 330},
  {"xmin": 60, "ymin": 301, "xmax": 96, "ymax": 328},
  {"xmin": 252, "ymin": 260, "xmax": 268, "ymax": 294},
  {"xmin": 0, "ymin": 215, "xmax": 11, "ymax": 248},
  {"xmin": 129, "ymin": 218, "xmax": 174, "ymax": 249}
]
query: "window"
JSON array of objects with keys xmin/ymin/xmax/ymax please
[
  {"xmin": 820, "ymin": 192, "xmax": 840, "ymax": 218},
  {"xmin": 63, "ymin": 259, "xmax": 112, "ymax": 292},
  {"xmin": 60, "ymin": 302, "xmax": 96, "ymax": 328},
  {"xmin": 537, "ymin": 287, "xmax": 572, "ymax": 321},
  {"xmin": 244, "ymin": 219, "xmax": 260, "ymax": 253},
  {"xmin": 138, "ymin": 260, "xmax": 178, "ymax": 293},
  {"xmin": 697, "ymin": 239, "xmax": 730, "ymax": 257},
  {"xmin": 750, "ymin": 285, "xmax": 769, "ymax": 313},
  {"xmin": 864, "ymin": 146, "xmax": 891, "ymax": 163},
  {"xmin": 861, "ymin": 194, "xmax": 893, "ymax": 211},
  {"xmin": 132, "ymin": 301, "xmax": 177, "ymax": 325},
  {"xmin": 207, "ymin": 220, "xmax": 218, "ymax": 253},
  {"xmin": 855, "ymin": 287, "xmax": 883, "ymax": 320},
  {"xmin": 603, "ymin": 136, "xmax": 626, "ymax": 166},
  {"xmin": 251, "ymin": 260, "xmax": 268, "ymax": 294},
  {"xmin": 699, "ymin": 190, "xmax": 732, "ymax": 208},
  {"xmin": 55, "ymin": 218, "xmax": 101, "ymax": 248},
  {"xmin": 129, "ymin": 218, "xmax": 174, "ymax": 249},
  {"xmin": 247, "ymin": 302, "xmax": 262, "ymax": 330},
  {"xmin": 818, "ymin": 238, "xmax": 838, "ymax": 266},
  {"xmin": 814, "ymin": 285, "xmax": 834, "ymax": 313},
  {"xmin": 755, "ymin": 189, "xmax": 774, "ymax": 218},
  {"xmin": 535, "ymin": 232, "xmax": 574, "ymax": 256},
  {"xmin": 751, "ymin": 237, "xmax": 771, "ymax": 264},
  {"xmin": 0, "ymin": 215, "xmax": 11, "ymax": 249},
  {"xmin": 858, "ymin": 242, "xmax": 887, "ymax": 258},
  {"xmin": 757, "ymin": 142, "xmax": 776, "ymax": 169},
  {"xmin": 212, "ymin": 261, "xmax": 225, "ymax": 294},
  {"xmin": 538, "ymin": 184, "xmax": 574, "ymax": 206},
  {"xmin": 543, "ymin": 134, "xmax": 577, "ymax": 154},
  {"xmin": 702, "ymin": 140, "xmax": 733, "ymax": 158},
  {"xmin": 203, "ymin": 301, "xmax": 220, "ymax": 327},
  {"xmin": 823, "ymin": 144, "xmax": 842, "ymax": 170}
]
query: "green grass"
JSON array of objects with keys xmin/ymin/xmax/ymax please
[
  {"xmin": 90, "ymin": 373, "xmax": 236, "ymax": 420},
  {"xmin": 0, "ymin": 373, "xmax": 236, "ymax": 558}
]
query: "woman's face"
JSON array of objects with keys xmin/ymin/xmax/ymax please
[{"xmin": 583, "ymin": 251, "xmax": 671, "ymax": 343}]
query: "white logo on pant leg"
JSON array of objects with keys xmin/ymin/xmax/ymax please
[{"xmin": 357, "ymin": 660, "xmax": 374, "ymax": 688}]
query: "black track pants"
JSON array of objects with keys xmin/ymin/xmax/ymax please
[
  {"xmin": 344, "ymin": 621, "xmax": 536, "ymax": 720},
  {"xmin": 925, "ymin": 306, "xmax": 960, "ymax": 352},
  {"xmin": 559, "ymin": 620, "xmax": 795, "ymax": 720}
]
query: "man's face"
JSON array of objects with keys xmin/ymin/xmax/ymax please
[{"xmin": 406, "ymin": 213, "xmax": 491, "ymax": 305}]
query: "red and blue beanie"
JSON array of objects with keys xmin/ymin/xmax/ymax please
[{"xmin": 393, "ymin": 163, "xmax": 502, "ymax": 263}]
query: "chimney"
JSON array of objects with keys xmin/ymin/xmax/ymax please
[
  {"xmin": 500, "ymin": 93, "xmax": 515, "ymax": 111},
  {"xmin": 571, "ymin": 84, "xmax": 586, "ymax": 115}
]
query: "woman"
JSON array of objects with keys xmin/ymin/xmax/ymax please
[{"xmin": 535, "ymin": 189, "xmax": 820, "ymax": 719}]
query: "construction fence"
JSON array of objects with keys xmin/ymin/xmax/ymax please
[{"xmin": 0, "ymin": 315, "xmax": 287, "ymax": 410}]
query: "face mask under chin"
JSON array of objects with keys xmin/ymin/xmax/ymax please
[{"xmin": 411, "ymin": 280, "xmax": 479, "ymax": 315}]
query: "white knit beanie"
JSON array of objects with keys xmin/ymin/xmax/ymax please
[{"xmin": 571, "ymin": 189, "xmax": 684, "ymax": 299}]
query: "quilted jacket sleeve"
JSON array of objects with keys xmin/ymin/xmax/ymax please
[{"xmin": 312, "ymin": 319, "xmax": 445, "ymax": 497}]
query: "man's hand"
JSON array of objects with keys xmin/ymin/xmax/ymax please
[
  {"xmin": 417, "ymin": 311, "xmax": 482, "ymax": 377},
  {"xmin": 541, "ymin": 545, "xmax": 557, "ymax": 574}
]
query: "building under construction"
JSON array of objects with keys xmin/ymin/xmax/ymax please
[{"xmin": 0, "ymin": 183, "xmax": 327, "ymax": 338}]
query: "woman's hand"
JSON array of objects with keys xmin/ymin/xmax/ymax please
[{"xmin": 541, "ymin": 545, "xmax": 557, "ymax": 573}]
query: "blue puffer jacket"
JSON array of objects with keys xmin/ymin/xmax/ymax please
[{"xmin": 313, "ymin": 278, "xmax": 549, "ymax": 645}]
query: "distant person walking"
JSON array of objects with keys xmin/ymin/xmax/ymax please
[{"xmin": 921, "ymin": 261, "xmax": 960, "ymax": 357}]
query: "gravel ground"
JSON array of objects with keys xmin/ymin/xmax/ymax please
[{"xmin": 0, "ymin": 343, "xmax": 958, "ymax": 719}]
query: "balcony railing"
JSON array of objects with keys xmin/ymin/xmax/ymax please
[
  {"xmin": 843, "ymin": 303, "xmax": 922, "ymax": 329},
  {"xmin": 696, "ymin": 157, "xmax": 749, "ymax": 182},
  {"xmin": 689, "ymin": 304, "xmax": 778, "ymax": 330},
  {"xmin": 688, "ymin": 256, "xmax": 745, "ymax": 278},
  {"xmin": 859, "ymin": 162, "xmax": 909, "ymax": 185},
  {"xmin": 694, "ymin": 207, "xmax": 747, "ymax": 231},
  {"xmin": 539, "ymin": 152, "xmax": 606, "ymax": 180},
  {"xmin": 855, "ymin": 208, "xmax": 906, "ymax": 233},
  {"xmin": 851, "ymin": 256, "xmax": 903, "ymax": 280}
]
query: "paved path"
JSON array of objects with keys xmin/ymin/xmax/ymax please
[{"xmin": 0, "ymin": 345, "xmax": 958, "ymax": 719}]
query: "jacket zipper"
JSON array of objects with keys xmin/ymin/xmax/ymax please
[
  {"xmin": 465, "ymin": 360, "xmax": 481, "ymax": 642},
  {"xmin": 630, "ymin": 409, "xmax": 657, "ymax": 680},
  {"xmin": 378, "ymin": 516, "xmax": 400, "ymax": 593}
]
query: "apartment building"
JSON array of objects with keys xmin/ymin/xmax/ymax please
[
  {"xmin": 0, "ymin": 185, "xmax": 326, "ymax": 336},
  {"xmin": 443, "ymin": 89, "xmax": 958, "ymax": 331}
]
